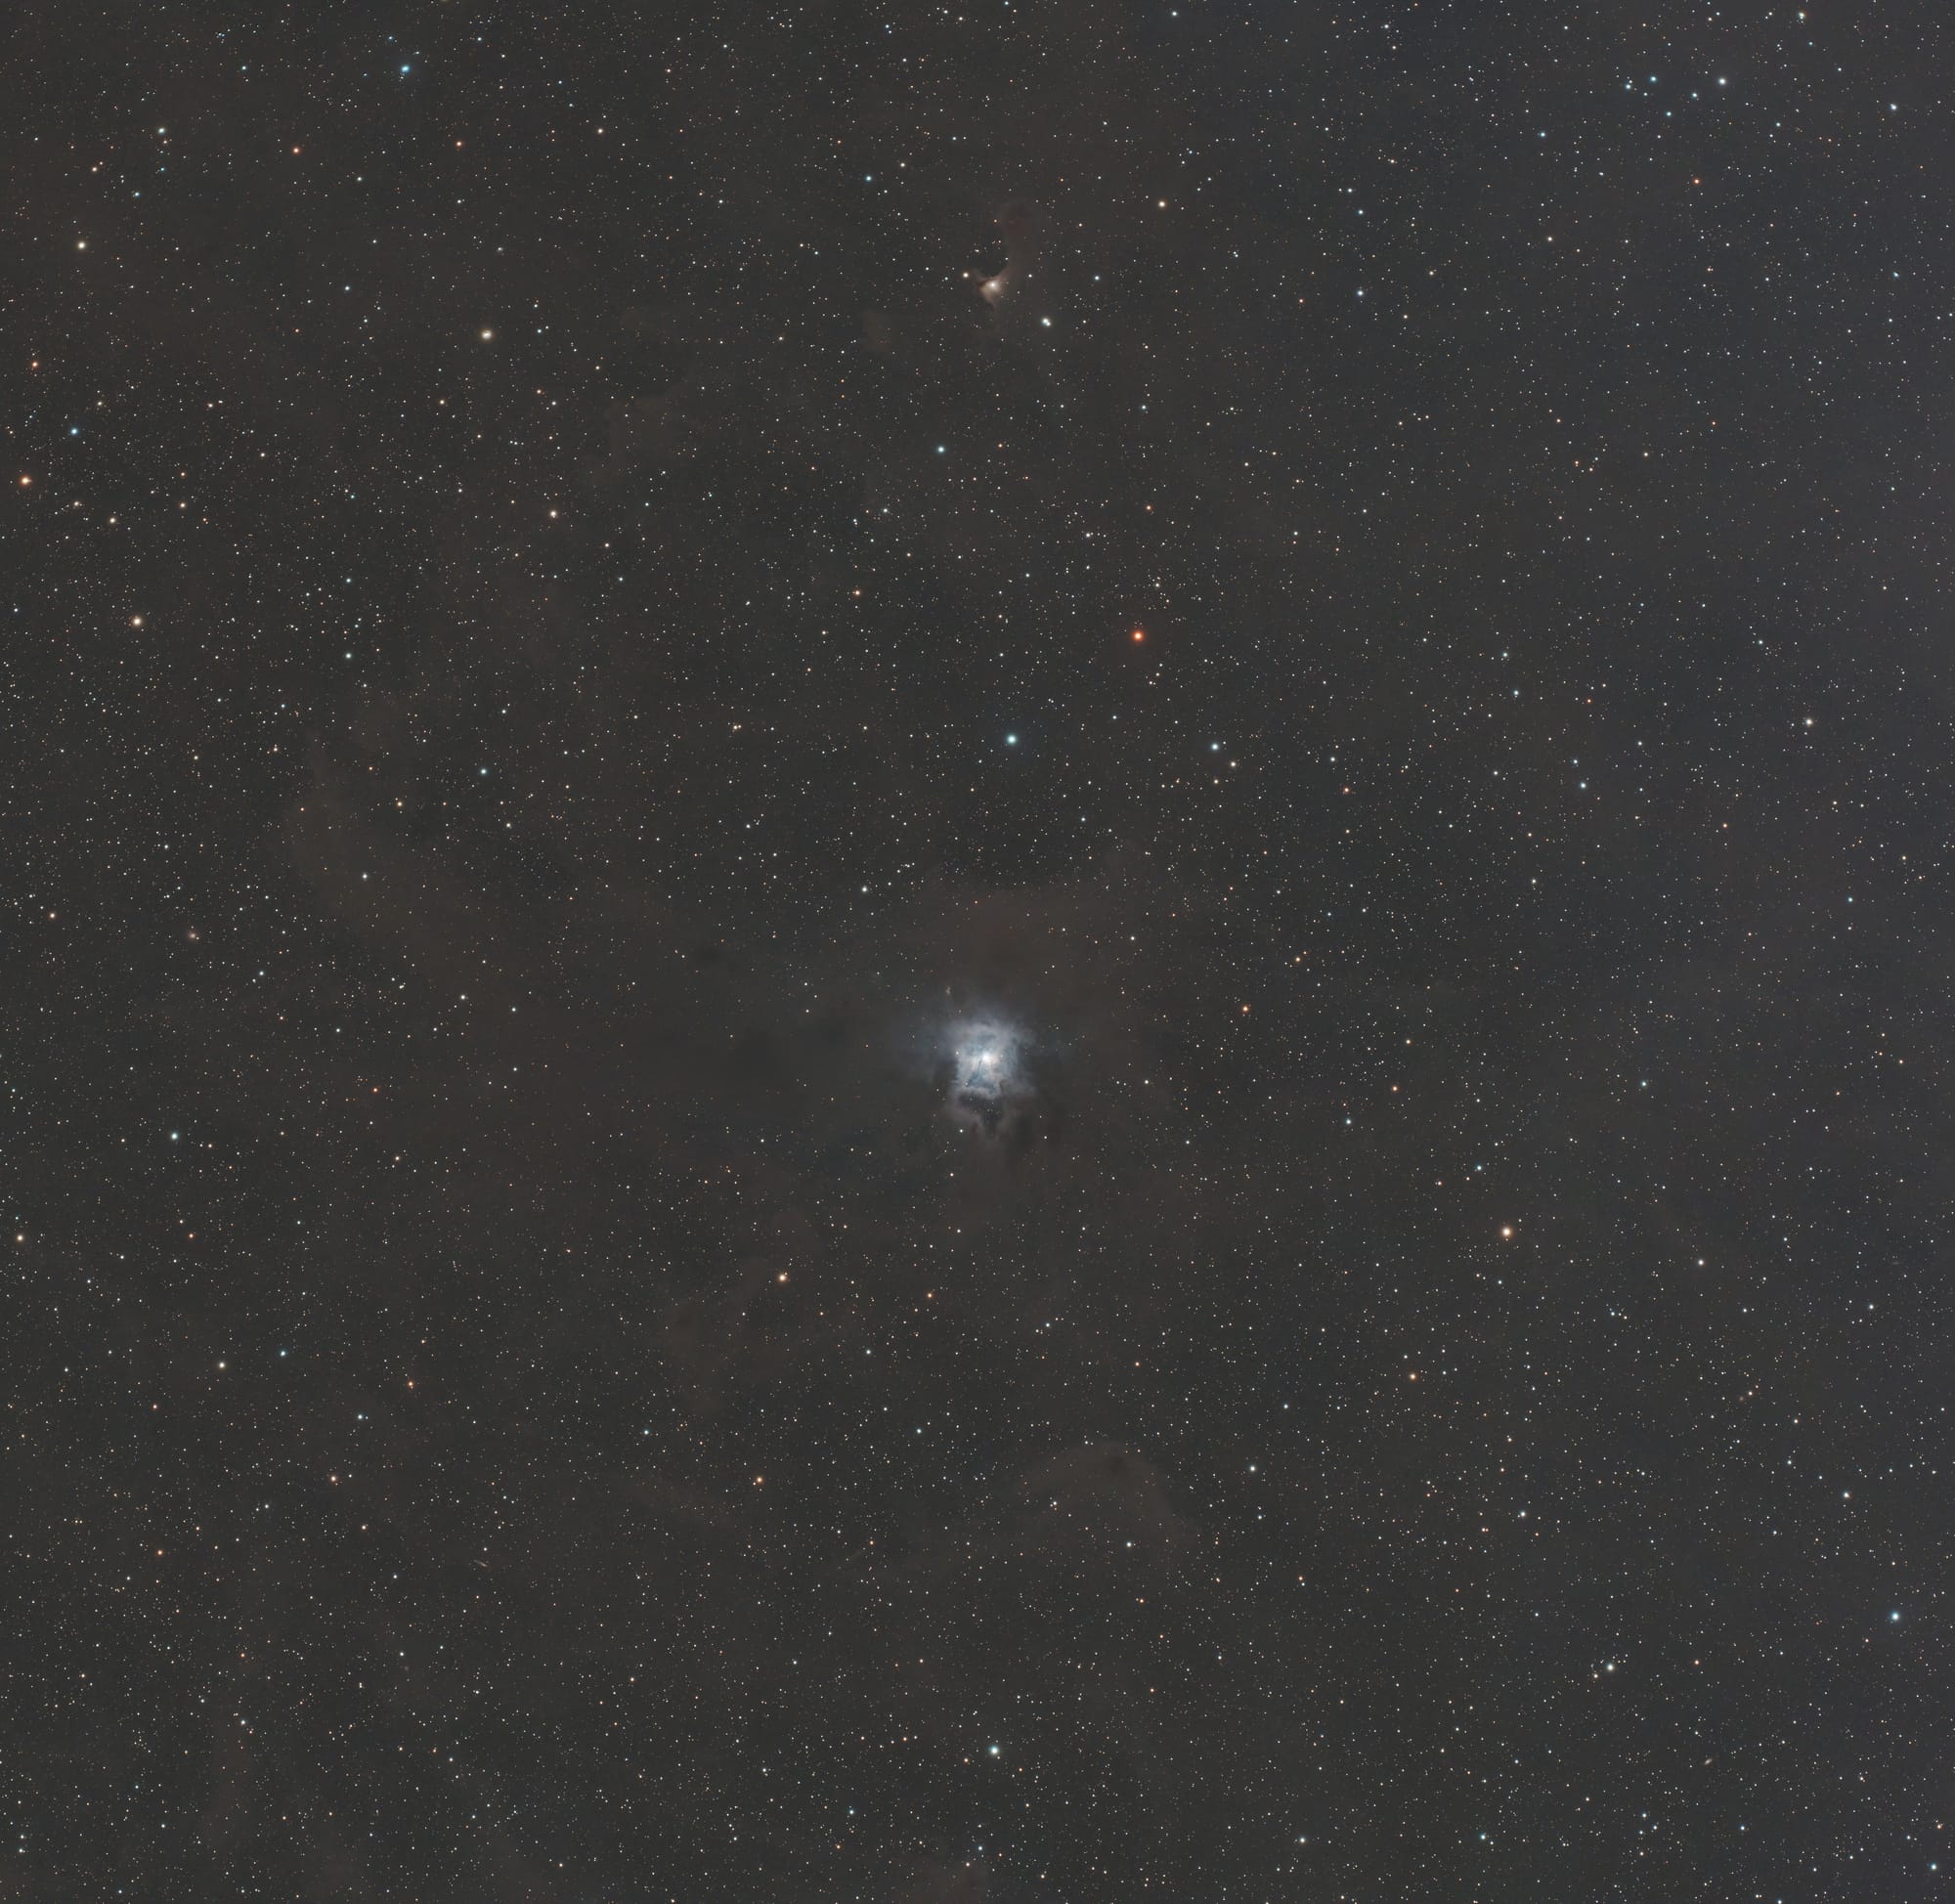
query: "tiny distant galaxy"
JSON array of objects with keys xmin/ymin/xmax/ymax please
[{"xmin": 8, "ymin": 2, "xmax": 1947, "ymax": 1898}]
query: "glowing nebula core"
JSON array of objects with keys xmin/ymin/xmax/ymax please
[{"xmin": 946, "ymin": 1017, "xmax": 1027, "ymax": 1135}]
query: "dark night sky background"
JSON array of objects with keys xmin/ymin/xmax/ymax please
[{"xmin": 7, "ymin": 2, "xmax": 1953, "ymax": 1898}]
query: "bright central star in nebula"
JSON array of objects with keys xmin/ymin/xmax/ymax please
[{"xmin": 946, "ymin": 1017, "xmax": 1026, "ymax": 1135}]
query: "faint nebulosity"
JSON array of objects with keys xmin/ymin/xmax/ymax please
[{"xmin": 8, "ymin": 2, "xmax": 1951, "ymax": 1898}]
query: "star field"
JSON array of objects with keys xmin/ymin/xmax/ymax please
[{"xmin": 6, "ymin": 2, "xmax": 1952, "ymax": 1898}]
